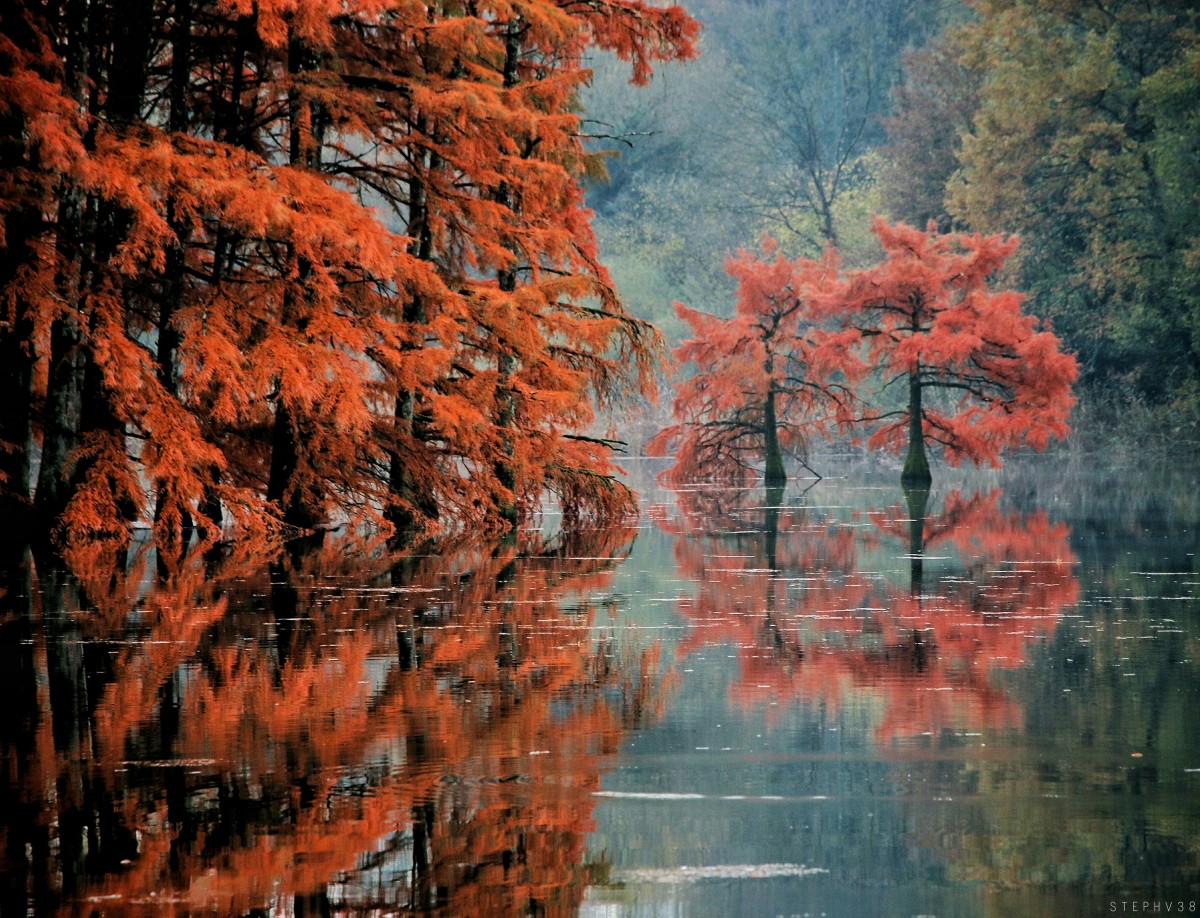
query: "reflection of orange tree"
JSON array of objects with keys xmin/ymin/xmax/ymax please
[
  {"xmin": 0, "ymin": 526, "xmax": 667, "ymax": 917},
  {"xmin": 660, "ymin": 486, "xmax": 1078, "ymax": 741}
]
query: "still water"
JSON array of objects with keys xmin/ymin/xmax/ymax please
[{"xmin": 1, "ymin": 459, "xmax": 1197, "ymax": 916}]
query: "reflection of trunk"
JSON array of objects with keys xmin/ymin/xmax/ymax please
[
  {"xmin": 393, "ymin": 557, "xmax": 424, "ymax": 671},
  {"xmin": 410, "ymin": 800, "xmax": 437, "ymax": 910},
  {"xmin": 42, "ymin": 571, "xmax": 137, "ymax": 883},
  {"xmin": 0, "ymin": 546, "xmax": 37, "ymax": 914},
  {"xmin": 761, "ymin": 484, "xmax": 787, "ymax": 652},
  {"xmin": 763, "ymin": 385, "xmax": 787, "ymax": 488},
  {"xmin": 903, "ymin": 482, "xmax": 930, "ymax": 596},
  {"xmin": 902, "ymin": 365, "xmax": 931, "ymax": 485},
  {"xmin": 269, "ymin": 556, "xmax": 313, "ymax": 671},
  {"xmin": 763, "ymin": 483, "xmax": 784, "ymax": 571}
]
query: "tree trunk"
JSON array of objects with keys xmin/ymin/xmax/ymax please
[
  {"xmin": 494, "ymin": 345, "xmax": 520, "ymax": 529},
  {"xmin": 763, "ymin": 384, "xmax": 787, "ymax": 487},
  {"xmin": 0, "ymin": 218, "xmax": 38, "ymax": 524},
  {"xmin": 491, "ymin": 255, "xmax": 519, "ymax": 525},
  {"xmin": 267, "ymin": 400, "xmax": 322, "ymax": 531},
  {"xmin": 901, "ymin": 364, "xmax": 931, "ymax": 485},
  {"xmin": 388, "ymin": 146, "xmax": 439, "ymax": 539},
  {"xmin": 266, "ymin": 28, "xmax": 325, "ymax": 532},
  {"xmin": 491, "ymin": 18, "xmax": 524, "ymax": 530},
  {"xmin": 35, "ymin": 314, "xmax": 86, "ymax": 525}
]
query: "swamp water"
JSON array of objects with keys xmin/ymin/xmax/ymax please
[{"xmin": 1, "ymin": 459, "xmax": 1198, "ymax": 916}]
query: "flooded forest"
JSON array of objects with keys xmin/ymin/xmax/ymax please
[{"xmin": 0, "ymin": 0, "xmax": 1198, "ymax": 916}]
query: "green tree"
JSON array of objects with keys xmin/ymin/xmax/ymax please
[{"xmin": 948, "ymin": 0, "xmax": 1200, "ymax": 415}]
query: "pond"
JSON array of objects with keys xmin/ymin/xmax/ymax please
[{"xmin": 1, "ymin": 458, "xmax": 1198, "ymax": 916}]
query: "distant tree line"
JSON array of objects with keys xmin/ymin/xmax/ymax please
[
  {"xmin": 886, "ymin": 0, "xmax": 1200, "ymax": 424},
  {"xmin": 588, "ymin": 0, "xmax": 1200, "ymax": 435}
]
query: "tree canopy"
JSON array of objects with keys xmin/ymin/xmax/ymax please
[
  {"xmin": 0, "ymin": 0, "xmax": 699, "ymax": 546},
  {"xmin": 648, "ymin": 241, "xmax": 862, "ymax": 484},
  {"xmin": 586, "ymin": 0, "xmax": 1199, "ymax": 439},
  {"xmin": 841, "ymin": 218, "xmax": 1079, "ymax": 483},
  {"xmin": 652, "ymin": 219, "xmax": 1078, "ymax": 484}
]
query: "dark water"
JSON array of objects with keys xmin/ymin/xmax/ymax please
[{"xmin": 2, "ymin": 459, "xmax": 1198, "ymax": 916}]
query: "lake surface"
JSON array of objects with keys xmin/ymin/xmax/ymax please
[{"xmin": 2, "ymin": 458, "xmax": 1198, "ymax": 916}]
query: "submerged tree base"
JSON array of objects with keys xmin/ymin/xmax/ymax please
[
  {"xmin": 901, "ymin": 465, "xmax": 933, "ymax": 487},
  {"xmin": 901, "ymin": 436, "xmax": 933, "ymax": 486}
]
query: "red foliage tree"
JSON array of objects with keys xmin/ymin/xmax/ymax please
[
  {"xmin": 0, "ymin": 0, "xmax": 699, "ymax": 547},
  {"xmin": 841, "ymin": 218, "xmax": 1079, "ymax": 483},
  {"xmin": 648, "ymin": 243, "xmax": 863, "ymax": 485}
]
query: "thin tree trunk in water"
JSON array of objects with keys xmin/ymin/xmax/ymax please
[
  {"xmin": 763, "ymin": 384, "xmax": 786, "ymax": 487},
  {"xmin": 902, "ymin": 481, "xmax": 930, "ymax": 673},
  {"xmin": 901, "ymin": 364, "xmax": 931, "ymax": 485}
]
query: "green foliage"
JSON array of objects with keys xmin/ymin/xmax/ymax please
[
  {"xmin": 766, "ymin": 151, "xmax": 886, "ymax": 269},
  {"xmin": 583, "ymin": 0, "xmax": 949, "ymax": 348},
  {"xmin": 946, "ymin": 0, "xmax": 1200, "ymax": 413}
]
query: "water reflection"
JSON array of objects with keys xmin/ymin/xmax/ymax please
[
  {"xmin": 658, "ymin": 483, "xmax": 1078, "ymax": 742},
  {"xmin": 0, "ymin": 529, "xmax": 666, "ymax": 916},
  {"xmin": 3, "ymin": 464, "xmax": 1198, "ymax": 916},
  {"xmin": 583, "ymin": 468, "xmax": 1199, "ymax": 916}
]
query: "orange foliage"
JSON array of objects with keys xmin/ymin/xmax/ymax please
[
  {"xmin": 0, "ymin": 0, "xmax": 699, "ymax": 546},
  {"xmin": 649, "ymin": 243, "xmax": 864, "ymax": 484},
  {"xmin": 841, "ymin": 218, "xmax": 1080, "ymax": 468},
  {"xmin": 649, "ymin": 219, "xmax": 1079, "ymax": 482}
]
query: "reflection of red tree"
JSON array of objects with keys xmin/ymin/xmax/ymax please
[
  {"xmin": 661, "ymin": 486, "xmax": 1078, "ymax": 742},
  {"xmin": 1, "ymin": 525, "xmax": 666, "ymax": 917}
]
